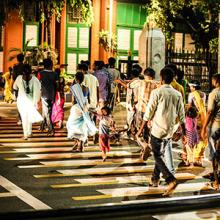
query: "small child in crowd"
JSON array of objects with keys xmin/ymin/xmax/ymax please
[
  {"xmin": 98, "ymin": 106, "xmax": 116, "ymax": 161},
  {"xmin": 184, "ymin": 107, "xmax": 199, "ymax": 166}
]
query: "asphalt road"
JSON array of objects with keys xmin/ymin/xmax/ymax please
[{"xmin": 0, "ymin": 101, "xmax": 219, "ymax": 219}]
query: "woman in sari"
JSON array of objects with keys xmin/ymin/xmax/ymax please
[
  {"xmin": 67, "ymin": 72, "xmax": 97, "ymax": 152},
  {"xmin": 3, "ymin": 67, "xmax": 14, "ymax": 103},
  {"xmin": 13, "ymin": 64, "xmax": 43, "ymax": 140},
  {"xmin": 187, "ymin": 80, "xmax": 207, "ymax": 165},
  {"xmin": 51, "ymin": 68, "xmax": 65, "ymax": 129}
]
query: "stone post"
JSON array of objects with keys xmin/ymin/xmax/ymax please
[{"xmin": 139, "ymin": 24, "xmax": 165, "ymax": 80}]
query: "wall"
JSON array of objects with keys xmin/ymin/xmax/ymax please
[{"xmin": 3, "ymin": 11, "xmax": 23, "ymax": 72}]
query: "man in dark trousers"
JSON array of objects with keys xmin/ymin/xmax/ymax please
[
  {"xmin": 137, "ymin": 67, "xmax": 187, "ymax": 196},
  {"xmin": 39, "ymin": 58, "xmax": 58, "ymax": 136}
]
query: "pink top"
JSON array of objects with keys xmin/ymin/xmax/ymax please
[{"xmin": 185, "ymin": 116, "xmax": 197, "ymax": 132}]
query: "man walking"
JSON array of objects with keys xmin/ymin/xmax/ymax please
[
  {"xmin": 38, "ymin": 58, "xmax": 58, "ymax": 136},
  {"xmin": 137, "ymin": 67, "xmax": 186, "ymax": 196}
]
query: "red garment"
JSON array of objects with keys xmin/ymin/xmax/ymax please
[{"xmin": 99, "ymin": 134, "xmax": 110, "ymax": 152}]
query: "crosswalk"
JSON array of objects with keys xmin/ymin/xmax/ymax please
[{"xmin": 0, "ymin": 117, "xmax": 216, "ymax": 211}]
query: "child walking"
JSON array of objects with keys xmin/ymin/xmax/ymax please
[
  {"xmin": 184, "ymin": 107, "xmax": 199, "ymax": 166},
  {"xmin": 98, "ymin": 106, "xmax": 115, "ymax": 161}
]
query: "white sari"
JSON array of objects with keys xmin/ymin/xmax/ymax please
[
  {"xmin": 13, "ymin": 75, "xmax": 43, "ymax": 136},
  {"xmin": 67, "ymin": 83, "xmax": 97, "ymax": 142}
]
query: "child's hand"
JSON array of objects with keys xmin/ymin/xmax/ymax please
[{"xmin": 182, "ymin": 135, "xmax": 188, "ymax": 145}]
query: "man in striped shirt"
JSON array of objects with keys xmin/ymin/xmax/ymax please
[{"xmin": 136, "ymin": 67, "xmax": 158, "ymax": 141}]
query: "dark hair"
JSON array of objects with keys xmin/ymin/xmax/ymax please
[
  {"xmin": 81, "ymin": 60, "xmax": 90, "ymax": 67},
  {"xmin": 177, "ymin": 69, "xmax": 184, "ymax": 80},
  {"xmin": 131, "ymin": 68, "xmax": 140, "ymax": 78},
  {"xmin": 108, "ymin": 57, "xmax": 116, "ymax": 67},
  {"xmin": 144, "ymin": 67, "xmax": 155, "ymax": 78},
  {"xmin": 43, "ymin": 58, "xmax": 53, "ymax": 69},
  {"xmin": 160, "ymin": 67, "xmax": 174, "ymax": 84},
  {"xmin": 17, "ymin": 53, "xmax": 24, "ymax": 63},
  {"xmin": 101, "ymin": 106, "xmax": 111, "ymax": 115},
  {"xmin": 23, "ymin": 64, "xmax": 32, "ymax": 94},
  {"xmin": 186, "ymin": 107, "xmax": 198, "ymax": 119},
  {"xmin": 212, "ymin": 73, "xmax": 220, "ymax": 85},
  {"xmin": 189, "ymin": 80, "xmax": 201, "ymax": 90},
  {"xmin": 165, "ymin": 63, "xmax": 177, "ymax": 76},
  {"xmin": 94, "ymin": 61, "xmax": 105, "ymax": 70},
  {"xmin": 78, "ymin": 63, "xmax": 88, "ymax": 71},
  {"xmin": 75, "ymin": 72, "xmax": 84, "ymax": 84},
  {"xmin": 55, "ymin": 68, "xmax": 61, "ymax": 78},
  {"xmin": 132, "ymin": 64, "xmax": 142, "ymax": 74}
]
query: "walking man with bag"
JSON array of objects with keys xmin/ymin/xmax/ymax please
[{"xmin": 137, "ymin": 67, "xmax": 187, "ymax": 196}]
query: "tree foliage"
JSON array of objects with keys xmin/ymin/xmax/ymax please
[
  {"xmin": 0, "ymin": 0, "xmax": 94, "ymax": 44},
  {"xmin": 146, "ymin": 0, "xmax": 220, "ymax": 52}
]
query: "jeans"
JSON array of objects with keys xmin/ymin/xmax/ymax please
[
  {"xmin": 208, "ymin": 126, "xmax": 219, "ymax": 161},
  {"xmin": 164, "ymin": 139, "xmax": 175, "ymax": 174},
  {"xmin": 41, "ymin": 98, "xmax": 54, "ymax": 132},
  {"xmin": 151, "ymin": 135, "xmax": 176, "ymax": 184}
]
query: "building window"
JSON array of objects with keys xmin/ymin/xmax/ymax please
[
  {"xmin": 67, "ymin": 5, "xmax": 83, "ymax": 23},
  {"xmin": 23, "ymin": 2, "xmax": 39, "ymax": 22}
]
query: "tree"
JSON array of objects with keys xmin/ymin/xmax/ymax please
[
  {"xmin": 0, "ymin": 0, "xmax": 94, "ymax": 45},
  {"xmin": 145, "ymin": 0, "xmax": 220, "ymax": 52}
]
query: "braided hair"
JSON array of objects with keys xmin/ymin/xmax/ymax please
[{"xmin": 23, "ymin": 64, "xmax": 32, "ymax": 94}]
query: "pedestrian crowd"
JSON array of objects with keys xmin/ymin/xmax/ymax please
[{"xmin": 1, "ymin": 52, "xmax": 220, "ymax": 196}]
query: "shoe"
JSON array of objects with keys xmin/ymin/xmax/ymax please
[
  {"xmin": 27, "ymin": 134, "xmax": 33, "ymax": 138},
  {"xmin": 149, "ymin": 179, "xmax": 160, "ymax": 187},
  {"xmin": 23, "ymin": 136, "xmax": 28, "ymax": 140},
  {"xmin": 211, "ymin": 180, "xmax": 219, "ymax": 190},
  {"xmin": 193, "ymin": 161, "xmax": 203, "ymax": 167},
  {"xmin": 72, "ymin": 142, "xmax": 78, "ymax": 151},
  {"xmin": 47, "ymin": 130, "xmax": 55, "ymax": 136},
  {"xmin": 162, "ymin": 180, "xmax": 178, "ymax": 196},
  {"xmin": 17, "ymin": 120, "xmax": 22, "ymax": 125}
]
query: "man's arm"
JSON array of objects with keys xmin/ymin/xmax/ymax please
[
  {"xmin": 201, "ymin": 92, "xmax": 215, "ymax": 140},
  {"xmin": 177, "ymin": 95, "xmax": 187, "ymax": 144}
]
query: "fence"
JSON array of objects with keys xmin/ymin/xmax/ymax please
[{"xmin": 166, "ymin": 49, "xmax": 218, "ymax": 93}]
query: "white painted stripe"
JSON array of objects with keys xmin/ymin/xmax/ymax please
[
  {"xmin": 0, "ymin": 192, "xmax": 15, "ymax": 197},
  {"xmin": 97, "ymin": 182, "xmax": 210, "ymax": 197},
  {"xmin": 18, "ymin": 158, "xmax": 145, "ymax": 168},
  {"xmin": 1, "ymin": 141, "xmax": 73, "ymax": 147},
  {"xmin": 58, "ymin": 166, "xmax": 153, "ymax": 176},
  {"xmin": 73, "ymin": 173, "xmax": 198, "ymax": 184},
  {"xmin": 5, "ymin": 151, "xmax": 139, "ymax": 161},
  {"xmin": 26, "ymin": 151, "xmax": 136, "ymax": 159},
  {"xmin": 0, "ymin": 146, "xmax": 139, "ymax": 153},
  {"xmin": 0, "ymin": 175, "xmax": 51, "ymax": 210},
  {"xmin": 121, "ymin": 192, "xmax": 220, "ymax": 205}
]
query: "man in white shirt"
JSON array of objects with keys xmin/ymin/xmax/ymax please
[
  {"xmin": 78, "ymin": 63, "xmax": 99, "ymax": 109},
  {"xmin": 137, "ymin": 67, "xmax": 187, "ymax": 196}
]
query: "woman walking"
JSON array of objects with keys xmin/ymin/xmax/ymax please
[
  {"xmin": 13, "ymin": 64, "xmax": 43, "ymax": 140},
  {"xmin": 67, "ymin": 72, "xmax": 97, "ymax": 152},
  {"xmin": 51, "ymin": 68, "xmax": 65, "ymax": 129}
]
